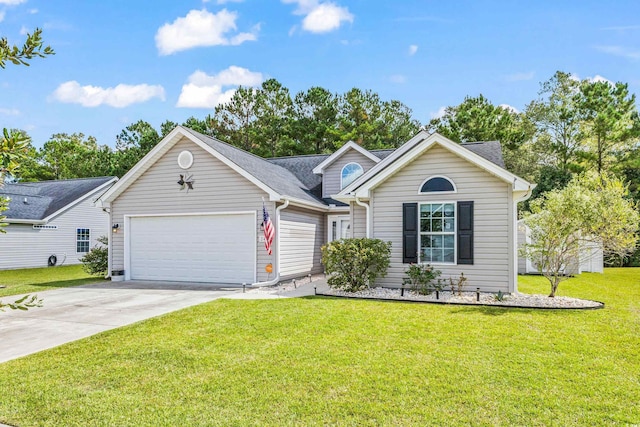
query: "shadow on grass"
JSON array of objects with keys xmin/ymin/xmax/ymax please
[{"xmin": 448, "ymin": 305, "xmax": 593, "ymax": 317}]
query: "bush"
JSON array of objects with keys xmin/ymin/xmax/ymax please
[
  {"xmin": 403, "ymin": 264, "xmax": 441, "ymax": 295},
  {"xmin": 80, "ymin": 235, "xmax": 108, "ymax": 276},
  {"xmin": 321, "ymin": 238, "xmax": 391, "ymax": 292}
]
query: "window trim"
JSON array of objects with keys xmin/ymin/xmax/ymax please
[
  {"xmin": 340, "ymin": 162, "xmax": 364, "ymax": 190},
  {"xmin": 418, "ymin": 175, "xmax": 457, "ymax": 194},
  {"xmin": 418, "ymin": 201, "xmax": 457, "ymax": 265},
  {"xmin": 76, "ymin": 228, "xmax": 91, "ymax": 254}
]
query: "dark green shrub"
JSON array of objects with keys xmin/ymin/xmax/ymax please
[
  {"xmin": 80, "ymin": 235, "xmax": 108, "ymax": 276},
  {"xmin": 403, "ymin": 264, "xmax": 441, "ymax": 295},
  {"xmin": 321, "ymin": 238, "xmax": 391, "ymax": 292}
]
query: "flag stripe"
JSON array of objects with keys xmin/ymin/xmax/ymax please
[{"xmin": 263, "ymin": 203, "xmax": 274, "ymax": 255}]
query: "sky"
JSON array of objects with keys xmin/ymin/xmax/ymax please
[{"xmin": 1, "ymin": 0, "xmax": 639, "ymax": 148}]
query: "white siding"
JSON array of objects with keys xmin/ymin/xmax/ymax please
[
  {"xmin": 350, "ymin": 202, "xmax": 367, "ymax": 238},
  {"xmin": 371, "ymin": 145, "xmax": 514, "ymax": 292},
  {"xmin": 323, "ymin": 149, "xmax": 377, "ymax": 198},
  {"xmin": 279, "ymin": 206, "xmax": 325, "ymax": 279},
  {"xmin": 0, "ymin": 191, "xmax": 109, "ymax": 270},
  {"xmin": 110, "ymin": 137, "xmax": 273, "ymax": 282}
]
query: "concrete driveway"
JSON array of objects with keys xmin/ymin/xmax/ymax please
[{"xmin": 0, "ymin": 281, "xmax": 244, "ymax": 364}]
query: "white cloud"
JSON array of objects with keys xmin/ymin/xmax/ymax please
[
  {"xmin": 570, "ymin": 73, "xmax": 615, "ymax": 85},
  {"xmin": 430, "ymin": 106, "xmax": 447, "ymax": 120},
  {"xmin": 215, "ymin": 0, "xmax": 244, "ymax": 3},
  {"xmin": 0, "ymin": 11, "xmax": 5, "ymax": 22},
  {"xmin": 51, "ymin": 81, "xmax": 165, "ymax": 108},
  {"xmin": 28, "ymin": 8, "xmax": 37, "ymax": 14},
  {"xmin": 283, "ymin": 0, "xmax": 353, "ymax": 34},
  {"xmin": 0, "ymin": 0, "xmax": 26, "ymax": 4},
  {"xmin": 499, "ymin": 104, "xmax": 520, "ymax": 114},
  {"xmin": 408, "ymin": 44, "xmax": 418, "ymax": 56},
  {"xmin": 506, "ymin": 71, "xmax": 535, "ymax": 82},
  {"xmin": 389, "ymin": 74, "xmax": 406, "ymax": 84},
  {"xmin": 594, "ymin": 45, "xmax": 640, "ymax": 61},
  {"xmin": 155, "ymin": 9, "xmax": 258, "ymax": 55},
  {"xmin": 589, "ymin": 74, "xmax": 615, "ymax": 85},
  {"xmin": 19, "ymin": 26, "xmax": 29, "ymax": 35},
  {"xmin": 177, "ymin": 66, "xmax": 264, "ymax": 108},
  {"xmin": 0, "ymin": 107, "xmax": 20, "ymax": 116}
]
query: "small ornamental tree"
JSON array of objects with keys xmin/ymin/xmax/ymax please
[
  {"xmin": 522, "ymin": 171, "xmax": 639, "ymax": 297},
  {"xmin": 321, "ymin": 238, "xmax": 391, "ymax": 292},
  {"xmin": 80, "ymin": 235, "xmax": 109, "ymax": 276}
]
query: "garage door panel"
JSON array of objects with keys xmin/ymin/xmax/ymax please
[{"xmin": 129, "ymin": 214, "xmax": 255, "ymax": 283}]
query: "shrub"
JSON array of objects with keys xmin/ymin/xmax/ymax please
[
  {"xmin": 449, "ymin": 272, "xmax": 468, "ymax": 296},
  {"xmin": 81, "ymin": 235, "xmax": 108, "ymax": 276},
  {"xmin": 403, "ymin": 264, "xmax": 441, "ymax": 295},
  {"xmin": 321, "ymin": 238, "xmax": 391, "ymax": 292}
]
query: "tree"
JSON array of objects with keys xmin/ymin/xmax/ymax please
[
  {"xmin": 577, "ymin": 80, "xmax": 639, "ymax": 174},
  {"xmin": 291, "ymin": 86, "xmax": 340, "ymax": 154},
  {"xmin": 0, "ymin": 28, "xmax": 54, "ymax": 68},
  {"xmin": 522, "ymin": 172, "xmax": 639, "ymax": 297},
  {"xmin": 379, "ymin": 100, "xmax": 422, "ymax": 148},
  {"xmin": 338, "ymin": 88, "xmax": 384, "ymax": 149},
  {"xmin": 210, "ymin": 86, "xmax": 261, "ymax": 152},
  {"xmin": 429, "ymin": 95, "xmax": 536, "ymax": 177},
  {"xmin": 0, "ymin": 28, "xmax": 52, "ymax": 309},
  {"xmin": 113, "ymin": 121, "xmax": 161, "ymax": 177},
  {"xmin": 526, "ymin": 71, "xmax": 585, "ymax": 173},
  {"xmin": 38, "ymin": 133, "xmax": 103, "ymax": 179},
  {"xmin": 254, "ymin": 78, "xmax": 294, "ymax": 158}
]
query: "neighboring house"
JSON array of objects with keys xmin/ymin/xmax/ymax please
[
  {"xmin": 517, "ymin": 220, "xmax": 604, "ymax": 275},
  {"xmin": 0, "ymin": 177, "xmax": 117, "ymax": 270},
  {"xmin": 98, "ymin": 126, "xmax": 534, "ymax": 292}
]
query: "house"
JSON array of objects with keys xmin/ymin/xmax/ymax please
[
  {"xmin": 98, "ymin": 126, "xmax": 534, "ymax": 292},
  {"xmin": 517, "ymin": 220, "xmax": 604, "ymax": 275},
  {"xmin": 0, "ymin": 177, "xmax": 117, "ymax": 270}
]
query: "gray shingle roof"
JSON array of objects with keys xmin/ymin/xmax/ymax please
[
  {"xmin": 182, "ymin": 128, "xmax": 325, "ymax": 205},
  {"xmin": 181, "ymin": 128, "xmax": 506, "ymax": 207},
  {"xmin": 460, "ymin": 141, "xmax": 505, "ymax": 168},
  {"xmin": 1, "ymin": 176, "xmax": 116, "ymax": 221}
]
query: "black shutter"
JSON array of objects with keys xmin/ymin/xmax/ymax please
[
  {"xmin": 457, "ymin": 201, "xmax": 474, "ymax": 265},
  {"xmin": 403, "ymin": 203, "xmax": 418, "ymax": 263}
]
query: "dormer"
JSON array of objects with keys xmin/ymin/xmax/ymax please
[{"xmin": 312, "ymin": 141, "xmax": 381, "ymax": 199}]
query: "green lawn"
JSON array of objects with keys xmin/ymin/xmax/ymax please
[
  {"xmin": 0, "ymin": 264, "xmax": 104, "ymax": 298},
  {"xmin": 0, "ymin": 269, "xmax": 638, "ymax": 426}
]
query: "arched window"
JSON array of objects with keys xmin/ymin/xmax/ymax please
[
  {"xmin": 419, "ymin": 176, "xmax": 456, "ymax": 193},
  {"xmin": 341, "ymin": 162, "xmax": 364, "ymax": 189}
]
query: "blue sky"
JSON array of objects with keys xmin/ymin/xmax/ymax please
[{"xmin": 1, "ymin": 0, "xmax": 639, "ymax": 148}]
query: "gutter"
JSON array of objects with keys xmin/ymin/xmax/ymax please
[
  {"xmin": 354, "ymin": 195, "xmax": 370, "ymax": 238},
  {"xmin": 4, "ymin": 218, "xmax": 46, "ymax": 225},
  {"xmin": 251, "ymin": 198, "xmax": 290, "ymax": 287}
]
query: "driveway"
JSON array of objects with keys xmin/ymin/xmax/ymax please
[{"xmin": 0, "ymin": 281, "xmax": 244, "ymax": 364}]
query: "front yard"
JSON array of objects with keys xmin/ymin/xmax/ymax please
[
  {"xmin": 0, "ymin": 265, "xmax": 104, "ymax": 298},
  {"xmin": 0, "ymin": 269, "xmax": 638, "ymax": 426}
]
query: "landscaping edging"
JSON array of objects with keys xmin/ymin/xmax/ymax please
[{"xmin": 316, "ymin": 288, "xmax": 605, "ymax": 310}]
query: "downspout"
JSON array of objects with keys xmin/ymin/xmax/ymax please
[
  {"xmin": 354, "ymin": 195, "xmax": 370, "ymax": 238},
  {"xmin": 252, "ymin": 198, "xmax": 290, "ymax": 287}
]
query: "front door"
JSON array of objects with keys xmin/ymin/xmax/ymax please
[{"xmin": 328, "ymin": 215, "xmax": 351, "ymax": 242}]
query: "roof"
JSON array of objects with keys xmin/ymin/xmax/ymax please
[
  {"xmin": 182, "ymin": 128, "xmax": 324, "ymax": 206},
  {"xmin": 1, "ymin": 177, "xmax": 117, "ymax": 222},
  {"xmin": 100, "ymin": 126, "xmax": 516, "ymax": 210},
  {"xmin": 337, "ymin": 131, "xmax": 531, "ymax": 200}
]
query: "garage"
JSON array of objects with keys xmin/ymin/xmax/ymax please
[{"xmin": 127, "ymin": 213, "xmax": 256, "ymax": 283}]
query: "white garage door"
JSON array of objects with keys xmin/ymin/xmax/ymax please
[{"xmin": 129, "ymin": 213, "xmax": 255, "ymax": 283}]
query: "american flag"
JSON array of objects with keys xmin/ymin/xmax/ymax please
[{"xmin": 262, "ymin": 202, "xmax": 275, "ymax": 255}]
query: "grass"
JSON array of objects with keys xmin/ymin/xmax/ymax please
[
  {"xmin": 0, "ymin": 268, "xmax": 638, "ymax": 426},
  {"xmin": 0, "ymin": 264, "xmax": 105, "ymax": 298}
]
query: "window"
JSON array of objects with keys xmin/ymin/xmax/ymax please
[
  {"xmin": 77, "ymin": 228, "xmax": 90, "ymax": 253},
  {"xmin": 341, "ymin": 162, "xmax": 364, "ymax": 189},
  {"xmin": 419, "ymin": 203, "xmax": 455, "ymax": 264},
  {"xmin": 420, "ymin": 176, "xmax": 456, "ymax": 193}
]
